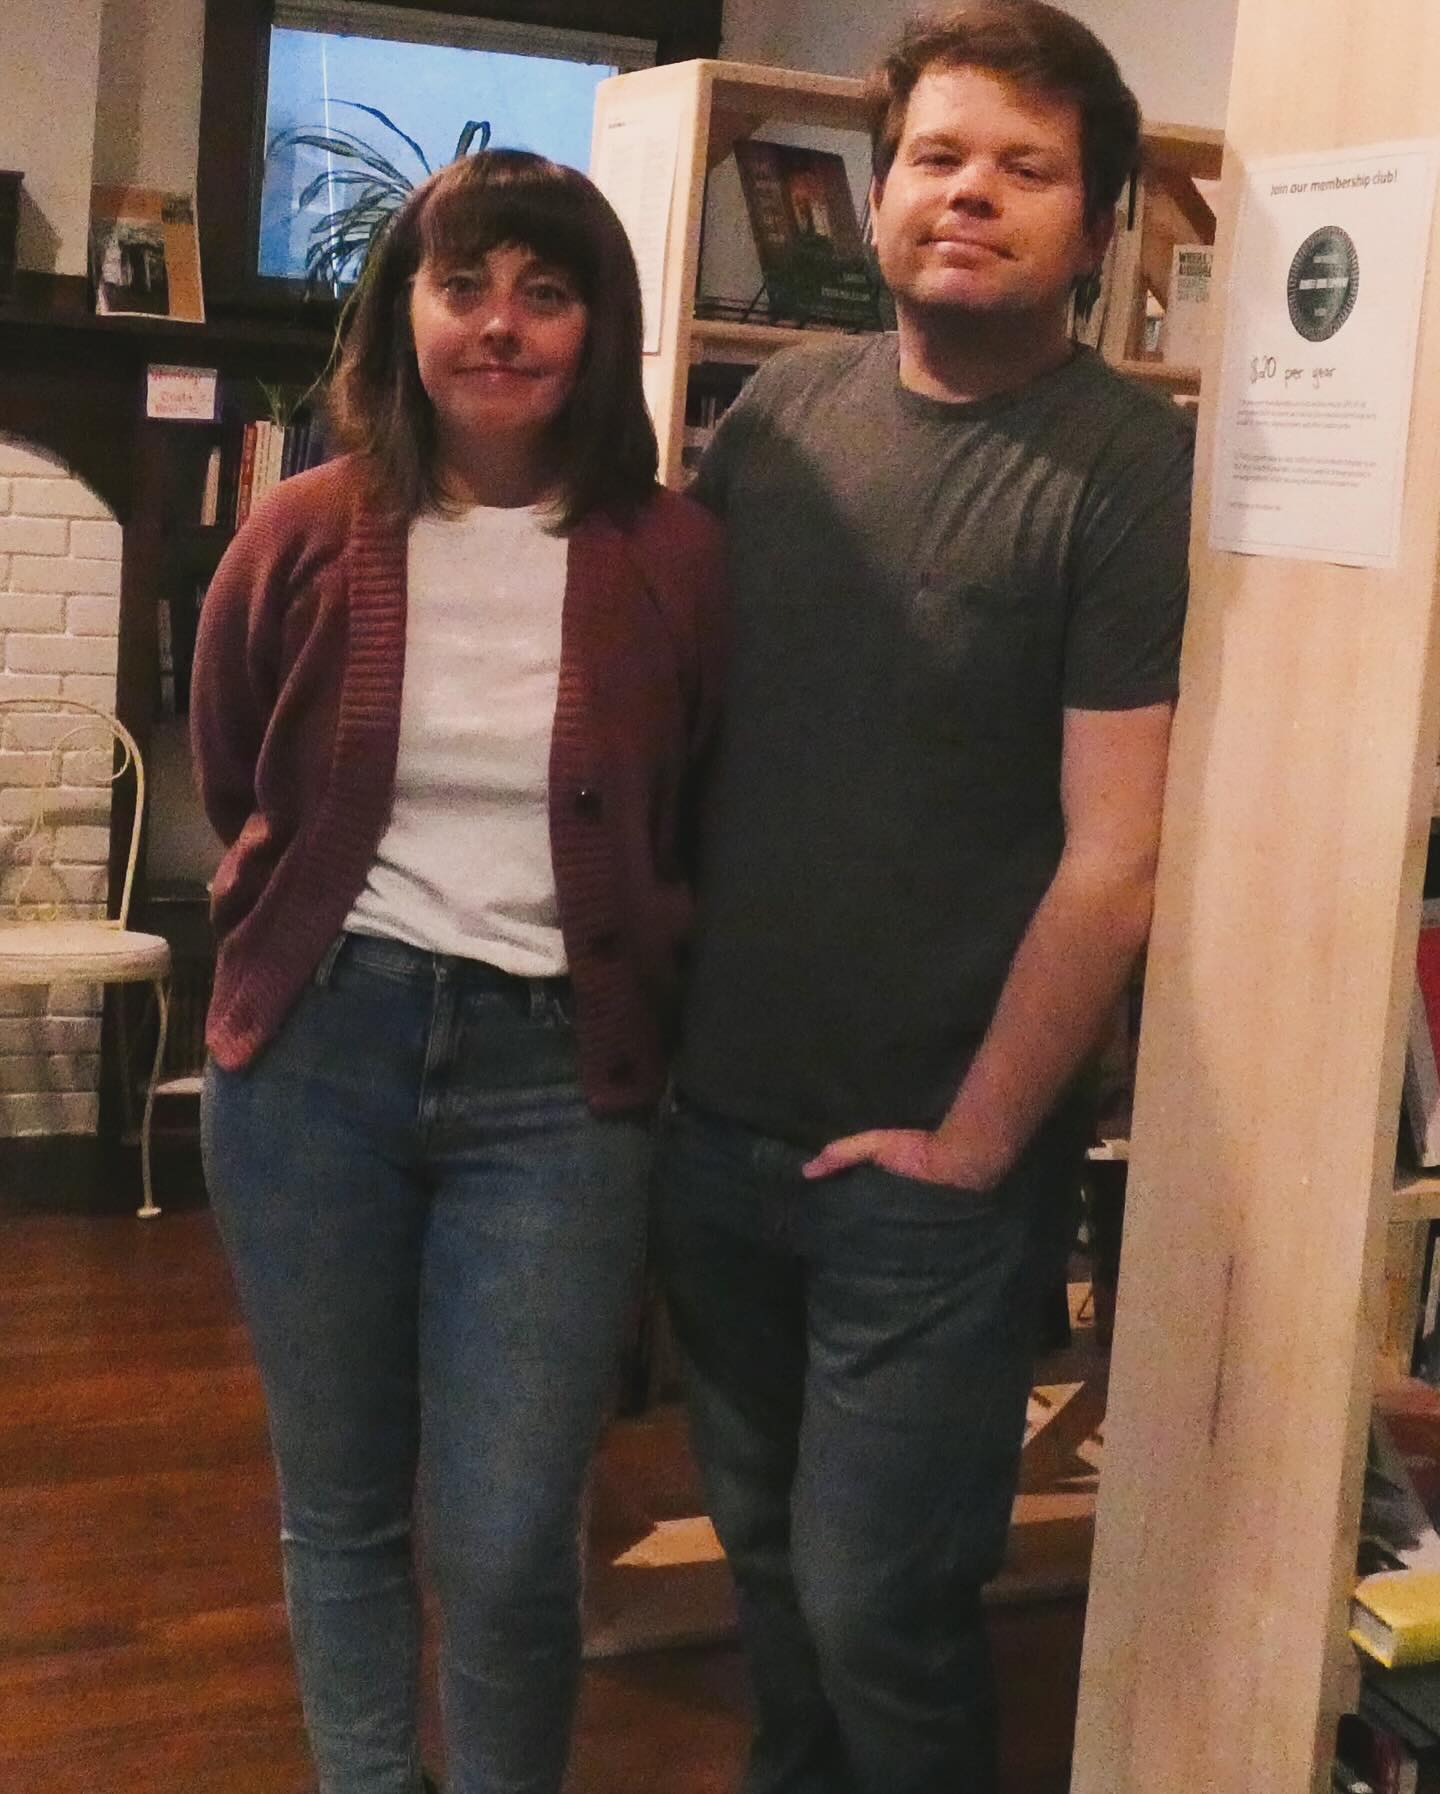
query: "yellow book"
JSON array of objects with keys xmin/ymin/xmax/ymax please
[{"xmin": 1350, "ymin": 1569, "xmax": 1440, "ymax": 1668}]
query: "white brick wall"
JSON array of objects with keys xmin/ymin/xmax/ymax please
[{"xmin": 0, "ymin": 434, "xmax": 123, "ymax": 1137}]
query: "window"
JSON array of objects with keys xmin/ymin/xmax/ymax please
[
  {"xmin": 196, "ymin": 0, "xmax": 719, "ymax": 312},
  {"xmin": 261, "ymin": 3, "xmax": 652, "ymax": 283}
]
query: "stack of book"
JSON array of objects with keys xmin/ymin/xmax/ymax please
[{"xmin": 1341, "ymin": 1389, "xmax": 1440, "ymax": 1790}]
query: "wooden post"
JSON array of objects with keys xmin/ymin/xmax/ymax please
[{"xmin": 1071, "ymin": 3, "xmax": 1440, "ymax": 1791}]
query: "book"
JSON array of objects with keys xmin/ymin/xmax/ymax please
[
  {"xmin": 1376, "ymin": 1379, "xmax": 1440, "ymax": 1517},
  {"xmin": 234, "ymin": 422, "xmax": 258, "ymax": 526},
  {"xmin": 88, "ymin": 185, "xmax": 204, "ymax": 323},
  {"xmin": 1353, "ymin": 1570, "xmax": 1440, "ymax": 1669},
  {"xmin": 1339, "ymin": 1708, "xmax": 1419, "ymax": 1794},
  {"xmin": 1162, "ymin": 243, "xmax": 1213, "ymax": 366},
  {"xmin": 156, "ymin": 597, "xmax": 176, "ymax": 718},
  {"xmin": 1405, "ymin": 901, "xmax": 1440, "ymax": 1167},
  {"xmin": 199, "ymin": 445, "xmax": 221, "ymax": 528},
  {"xmin": 1359, "ymin": 1415, "xmax": 1440, "ymax": 1578},
  {"xmin": 731, "ymin": 140, "xmax": 882, "ymax": 330}
]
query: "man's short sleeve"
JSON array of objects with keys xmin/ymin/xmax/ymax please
[{"xmin": 1063, "ymin": 407, "xmax": 1195, "ymax": 711}]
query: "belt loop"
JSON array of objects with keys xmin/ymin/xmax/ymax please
[
  {"xmin": 312, "ymin": 933, "xmax": 346, "ymax": 988},
  {"xmin": 528, "ymin": 978, "xmax": 548, "ymax": 1023}
]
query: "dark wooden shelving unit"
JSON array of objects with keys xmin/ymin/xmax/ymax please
[{"xmin": 0, "ymin": 273, "xmax": 335, "ymax": 1138}]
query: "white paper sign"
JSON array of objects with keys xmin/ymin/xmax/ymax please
[
  {"xmin": 590, "ymin": 115, "xmax": 676, "ymax": 355},
  {"xmin": 146, "ymin": 363, "xmax": 218, "ymax": 422},
  {"xmin": 1209, "ymin": 140, "xmax": 1440, "ymax": 569}
]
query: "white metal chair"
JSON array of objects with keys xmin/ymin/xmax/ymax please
[{"xmin": 0, "ymin": 697, "xmax": 171, "ymax": 1216}]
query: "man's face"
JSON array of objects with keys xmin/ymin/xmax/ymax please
[{"xmin": 871, "ymin": 65, "xmax": 1110, "ymax": 324}]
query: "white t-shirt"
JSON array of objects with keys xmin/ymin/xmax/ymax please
[{"xmin": 344, "ymin": 503, "xmax": 569, "ymax": 974}]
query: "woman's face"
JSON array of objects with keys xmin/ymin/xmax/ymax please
[{"xmin": 409, "ymin": 242, "xmax": 589, "ymax": 464}]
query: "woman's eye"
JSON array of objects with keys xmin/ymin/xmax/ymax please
[
  {"xmin": 442, "ymin": 275, "xmax": 479, "ymax": 300},
  {"xmin": 527, "ymin": 281, "xmax": 575, "ymax": 309}
]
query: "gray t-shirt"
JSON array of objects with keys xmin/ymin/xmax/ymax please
[{"xmin": 681, "ymin": 334, "xmax": 1193, "ymax": 1147}]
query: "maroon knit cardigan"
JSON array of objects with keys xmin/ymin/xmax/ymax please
[{"xmin": 190, "ymin": 455, "xmax": 727, "ymax": 1114}]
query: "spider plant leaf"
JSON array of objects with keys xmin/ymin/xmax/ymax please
[
  {"xmin": 295, "ymin": 169, "xmax": 407, "ymax": 211},
  {"xmin": 271, "ymin": 128, "xmax": 417, "ymax": 190},
  {"xmin": 454, "ymin": 119, "xmax": 492, "ymax": 158},
  {"xmin": 330, "ymin": 100, "xmax": 432, "ymax": 177}
]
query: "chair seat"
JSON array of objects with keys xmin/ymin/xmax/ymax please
[{"xmin": 0, "ymin": 921, "xmax": 171, "ymax": 985}]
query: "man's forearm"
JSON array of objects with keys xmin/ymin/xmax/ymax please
[{"xmin": 934, "ymin": 850, "xmax": 1158, "ymax": 1186}]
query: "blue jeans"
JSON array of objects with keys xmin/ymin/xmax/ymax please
[
  {"xmin": 655, "ymin": 1094, "xmax": 1081, "ymax": 1794},
  {"xmin": 202, "ymin": 933, "xmax": 650, "ymax": 1794}
]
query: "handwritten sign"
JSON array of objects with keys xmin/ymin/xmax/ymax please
[
  {"xmin": 1209, "ymin": 141, "xmax": 1439, "ymax": 569},
  {"xmin": 145, "ymin": 364, "xmax": 218, "ymax": 423}
]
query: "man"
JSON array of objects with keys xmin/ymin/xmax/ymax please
[{"xmin": 657, "ymin": 5, "xmax": 1193, "ymax": 1793}]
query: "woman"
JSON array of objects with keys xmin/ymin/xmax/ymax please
[{"xmin": 191, "ymin": 150, "xmax": 725, "ymax": 1794}]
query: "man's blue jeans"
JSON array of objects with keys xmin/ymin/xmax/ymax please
[
  {"xmin": 655, "ymin": 1093, "xmax": 1081, "ymax": 1794},
  {"xmin": 202, "ymin": 933, "xmax": 650, "ymax": 1794}
]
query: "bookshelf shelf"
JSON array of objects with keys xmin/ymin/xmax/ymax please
[
  {"xmin": 689, "ymin": 316, "xmax": 851, "ymax": 359},
  {"xmin": 1393, "ymin": 1172, "xmax": 1440, "ymax": 1220},
  {"xmin": 1115, "ymin": 357, "xmax": 1202, "ymax": 390}
]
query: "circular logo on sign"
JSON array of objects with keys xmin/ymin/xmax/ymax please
[{"xmin": 1286, "ymin": 226, "xmax": 1359, "ymax": 341}]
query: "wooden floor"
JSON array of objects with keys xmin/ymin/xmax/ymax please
[{"xmin": 0, "ymin": 1140, "xmax": 1088, "ymax": 1794}]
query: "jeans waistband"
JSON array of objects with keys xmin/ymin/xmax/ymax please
[{"xmin": 317, "ymin": 930, "xmax": 571, "ymax": 996}]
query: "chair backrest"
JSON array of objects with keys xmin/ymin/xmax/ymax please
[{"xmin": 0, "ymin": 697, "xmax": 145, "ymax": 928}]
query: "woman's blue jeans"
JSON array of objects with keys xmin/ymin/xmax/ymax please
[{"xmin": 201, "ymin": 933, "xmax": 650, "ymax": 1794}]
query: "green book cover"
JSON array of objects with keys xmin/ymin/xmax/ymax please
[{"xmin": 732, "ymin": 140, "xmax": 882, "ymax": 330}]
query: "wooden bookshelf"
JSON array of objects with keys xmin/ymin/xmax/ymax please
[
  {"xmin": 1071, "ymin": 1, "xmax": 1440, "ymax": 1788},
  {"xmin": 591, "ymin": 61, "xmax": 1223, "ymax": 484}
]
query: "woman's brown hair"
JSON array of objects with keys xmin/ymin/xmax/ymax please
[
  {"xmin": 329, "ymin": 148, "xmax": 658, "ymax": 528},
  {"xmin": 868, "ymin": 2, "xmax": 1142, "ymax": 229}
]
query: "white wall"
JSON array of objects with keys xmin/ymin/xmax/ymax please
[
  {"xmin": 0, "ymin": 0, "xmax": 103, "ymax": 275},
  {"xmin": 91, "ymin": 0, "xmax": 206, "ymax": 193},
  {"xmin": 0, "ymin": 0, "xmax": 203, "ymax": 275},
  {"xmin": 722, "ymin": 0, "xmax": 1238, "ymax": 128}
]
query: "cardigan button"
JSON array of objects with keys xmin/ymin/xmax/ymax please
[
  {"xmin": 574, "ymin": 786, "xmax": 603, "ymax": 820},
  {"xmin": 607, "ymin": 1056, "xmax": 637, "ymax": 1084}
]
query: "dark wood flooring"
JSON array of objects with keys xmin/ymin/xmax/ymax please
[{"xmin": 0, "ymin": 1140, "xmax": 1087, "ymax": 1794}]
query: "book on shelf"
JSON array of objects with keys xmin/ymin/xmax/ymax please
[
  {"xmin": 1338, "ymin": 1707, "xmax": 1425, "ymax": 1794},
  {"xmin": 682, "ymin": 362, "xmax": 758, "ymax": 475},
  {"xmin": 234, "ymin": 422, "xmax": 259, "ymax": 526},
  {"xmin": 199, "ymin": 445, "xmax": 221, "ymax": 528},
  {"xmin": 1376, "ymin": 1379, "xmax": 1440, "ymax": 1513},
  {"xmin": 1353, "ymin": 1570, "xmax": 1440, "ymax": 1670},
  {"xmin": 1162, "ymin": 243, "xmax": 1213, "ymax": 366},
  {"xmin": 1359, "ymin": 1412, "xmax": 1440, "ymax": 1579},
  {"xmin": 88, "ymin": 185, "xmax": 204, "ymax": 323},
  {"xmin": 731, "ymin": 140, "xmax": 883, "ymax": 331},
  {"xmin": 156, "ymin": 596, "xmax": 176, "ymax": 718},
  {"xmin": 1405, "ymin": 900, "xmax": 1440, "ymax": 1168}
]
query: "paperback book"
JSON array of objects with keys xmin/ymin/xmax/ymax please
[{"xmin": 731, "ymin": 140, "xmax": 882, "ymax": 330}]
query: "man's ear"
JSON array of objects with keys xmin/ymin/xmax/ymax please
[
  {"xmin": 1085, "ymin": 204, "xmax": 1116, "ymax": 273},
  {"xmin": 866, "ymin": 175, "xmax": 884, "ymax": 238}
]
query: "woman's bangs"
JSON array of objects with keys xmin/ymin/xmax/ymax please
[{"xmin": 418, "ymin": 175, "xmax": 598, "ymax": 296}]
